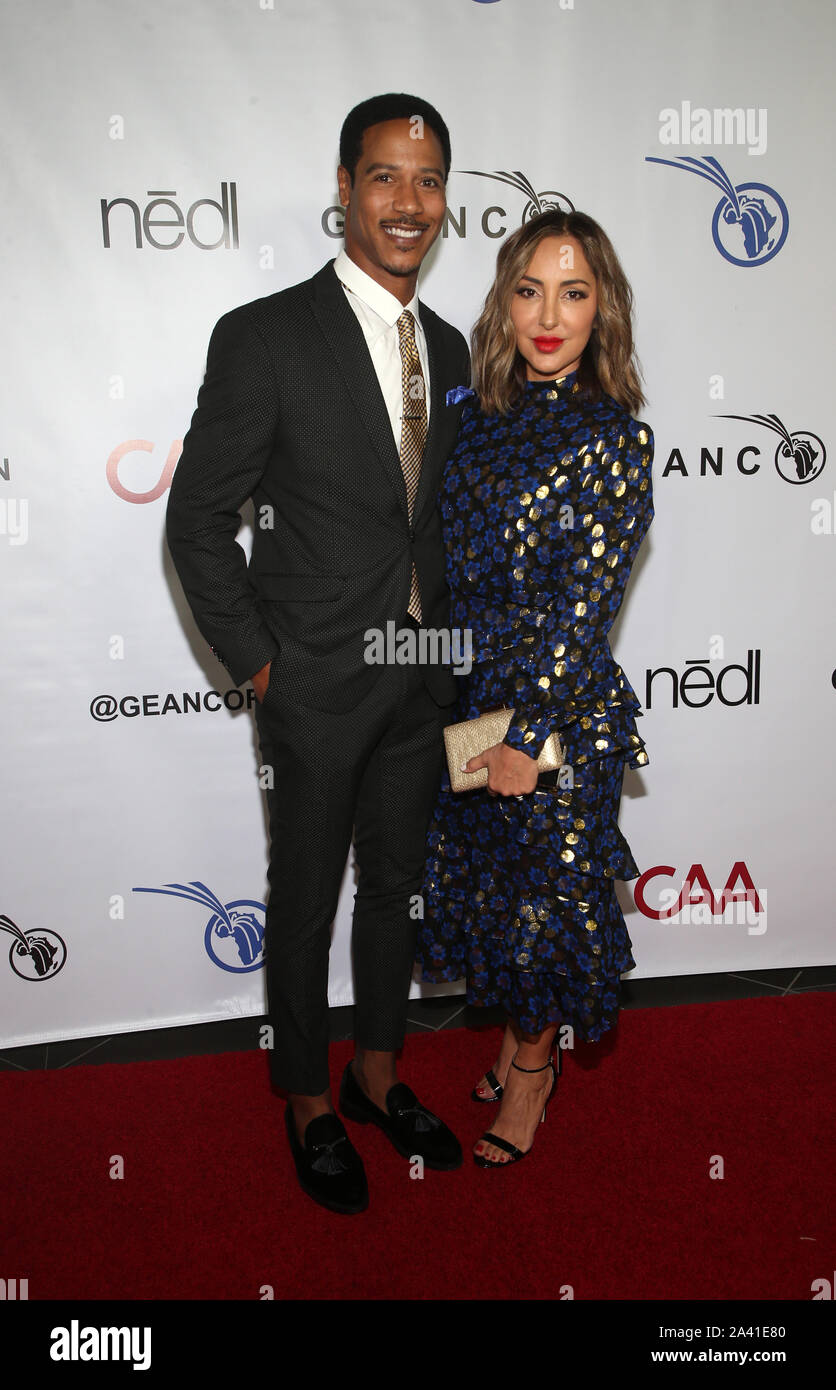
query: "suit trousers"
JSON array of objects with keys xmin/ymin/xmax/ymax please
[{"xmin": 254, "ymin": 628, "xmax": 448, "ymax": 1095}]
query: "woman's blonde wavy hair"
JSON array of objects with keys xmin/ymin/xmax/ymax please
[{"xmin": 471, "ymin": 208, "xmax": 645, "ymax": 417}]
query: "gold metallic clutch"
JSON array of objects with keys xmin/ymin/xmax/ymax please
[{"xmin": 443, "ymin": 706, "xmax": 565, "ymax": 793}]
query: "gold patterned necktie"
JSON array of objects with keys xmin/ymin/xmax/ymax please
[{"xmin": 396, "ymin": 309, "xmax": 427, "ymax": 623}]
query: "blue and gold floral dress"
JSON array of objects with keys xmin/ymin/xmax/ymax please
[{"xmin": 416, "ymin": 370, "xmax": 654, "ymax": 1039}]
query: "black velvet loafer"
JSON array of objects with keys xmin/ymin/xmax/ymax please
[
  {"xmin": 338, "ymin": 1061, "xmax": 462, "ymax": 1171},
  {"xmin": 285, "ymin": 1106, "xmax": 369, "ymax": 1215}
]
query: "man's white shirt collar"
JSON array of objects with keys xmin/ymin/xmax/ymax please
[{"xmin": 334, "ymin": 248, "xmax": 421, "ymax": 329}]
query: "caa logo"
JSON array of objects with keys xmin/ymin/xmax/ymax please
[
  {"xmin": 645, "ymin": 154, "xmax": 788, "ymax": 266},
  {"xmin": 133, "ymin": 881, "xmax": 265, "ymax": 972},
  {"xmin": 634, "ymin": 862, "xmax": 766, "ymax": 935},
  {"xmin": 106, "ymin": 440, "xmax": 180, "ymax": 504}
]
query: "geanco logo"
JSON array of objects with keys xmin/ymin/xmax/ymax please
[
  {"xmin": 447, "ymin": 170, "xmax": 574, "ymax": 236},
  {"xmin": 100, "ymin": 183, "xmax": 239, "ymax": 250},
  {"xmin": 634, "ymin": 862, "xmax": 766, "ymax": 935},
  {"xmin": 715, "ymin": 412, "xmax": 826, "ymax": 485},
  {"xmin": 89, "ymin": 688, "xmax": 256, "ymax": 720},
  {"xmin": 133, "ymin": 881, "xmax": 265, "ymax": 973},
  {"xmin": 662, "ymin": 414, "xmax": 826, "ymax": 486},
  {"xmin": 645, "ymin": 153, "xmax": 788, "ymax": 266},
  {"xmin": 322, "ymin": 171, "xmax": 573, "ymax": 241},
  {"xmin": 0, "ymin": 912, "xmax": 67, "ymax": 980}
]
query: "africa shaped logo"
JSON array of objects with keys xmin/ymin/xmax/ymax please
[
  {"xmin": 455, "ymin": 170, "xmax": 574, "ymax": 223},
  {"xmin": 133, "ymin": 881, "xmax": 266, "ymax": 973},
  {"xmin": 0, "ymin": 912, "xmax": 67, "ymax": 980},
  {"xmin": 645, "ymin": 154, "xmax": 788, "ymax": 266},
  {"xmin": 716, "ymin": 412, "xmax": 826, "ymax": 484}
]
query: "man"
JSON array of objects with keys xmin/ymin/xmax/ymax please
[{"xmin": 166, "ymin": 94, "xmax": 470, "ymax": 1213}]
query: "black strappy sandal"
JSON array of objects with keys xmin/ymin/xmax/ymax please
[
  {"xmin": 473, "ymin": 1046, "xmax": 561, "ymax": 1168},
  {"xmin": 470, "ymin": 1067, "xmax": 504, "ymax": 1103}
]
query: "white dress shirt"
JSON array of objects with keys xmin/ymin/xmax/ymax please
[{"xmin": 333, "ymin": 247, "xmax": 431, "ymax": 448}]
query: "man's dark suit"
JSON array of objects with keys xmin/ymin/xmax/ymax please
[{"xmin": 166, "ymin": 258, "xmax": 470, "ymax": 1093}]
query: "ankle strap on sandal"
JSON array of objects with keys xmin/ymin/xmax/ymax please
[{"xmin": 511, "ymin": 1056, "xmax": 554, "ymax": 1073}]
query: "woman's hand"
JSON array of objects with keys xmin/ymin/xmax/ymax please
[{"xmin": 464, "ymin": 742, "xmax": 540, "ymax": 796}]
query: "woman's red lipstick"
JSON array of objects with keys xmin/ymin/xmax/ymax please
[{"xmin": 533, "ymin": 337, "xmax": 563, "ymax": 351}]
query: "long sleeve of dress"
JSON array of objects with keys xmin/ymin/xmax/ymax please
[{"xmin": 501, "ymin": 412, "xmax": 654, "ymax": 761}]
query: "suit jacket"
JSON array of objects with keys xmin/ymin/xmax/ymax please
[{"xmin": 166, "ymin": 259, "xmax": 471, "ymax": 712}]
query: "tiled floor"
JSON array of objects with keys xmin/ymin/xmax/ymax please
[{"xmin": 1, "ymin": 966, "xmax": 833, "ymax": 1072}]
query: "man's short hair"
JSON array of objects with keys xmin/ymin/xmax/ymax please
[{"xmin": 339, "ymin": 93, "xmax": 452, "ymax": 183}]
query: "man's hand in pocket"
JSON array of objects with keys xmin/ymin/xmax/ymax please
[{"xmin": 252, "ymin": 660, "xmax": 271, "ymax": 703}]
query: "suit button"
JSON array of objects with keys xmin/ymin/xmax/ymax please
[{"xmin": 408, "ymin": 526, "xmax": 416, "ymax": 541}]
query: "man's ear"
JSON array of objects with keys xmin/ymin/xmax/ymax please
[{"xmin": 337, "ymin": 164, "xmax": 352, "ymax": 208}]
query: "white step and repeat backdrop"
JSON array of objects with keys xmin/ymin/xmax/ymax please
[{"xmin": 1, "ymin": 0, "xmax": 833, "ymax": 1048}]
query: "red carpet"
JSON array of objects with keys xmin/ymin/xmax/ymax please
[{"xmin": 2, "ymin": 993, "xmax": 833, "ymax": 1300}]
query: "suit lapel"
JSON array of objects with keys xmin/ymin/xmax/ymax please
[{"xmin": 310, "ymin": 262, "xmax": 409, "ymax": 517}]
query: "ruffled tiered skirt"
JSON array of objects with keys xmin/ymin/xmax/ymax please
[{"xmin": 416, "ymin": 655, "xmax": 649, "ymax": 1039}]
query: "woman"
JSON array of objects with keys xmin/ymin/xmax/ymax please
[{"xmin": 416, "ymin": 208, "xmax": 654, "ymax": 1167}]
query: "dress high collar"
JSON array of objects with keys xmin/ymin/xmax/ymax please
[{"xmin": 524, "ymin": 369, "xmax": 579, "ymax": 393}]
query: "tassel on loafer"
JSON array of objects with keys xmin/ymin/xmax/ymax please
[
  {"xmin": 339, "ymin": 1061, "xmax": 462, "ymax": 1171},
  {"xmin": 285, "ymin": 1105, "xmax": 369, "ymax": 1214}
]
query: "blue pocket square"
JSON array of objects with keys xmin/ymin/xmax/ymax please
[{"xmin": 446, "ymin": 385, "xmax": 475, "ymax": 406}]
